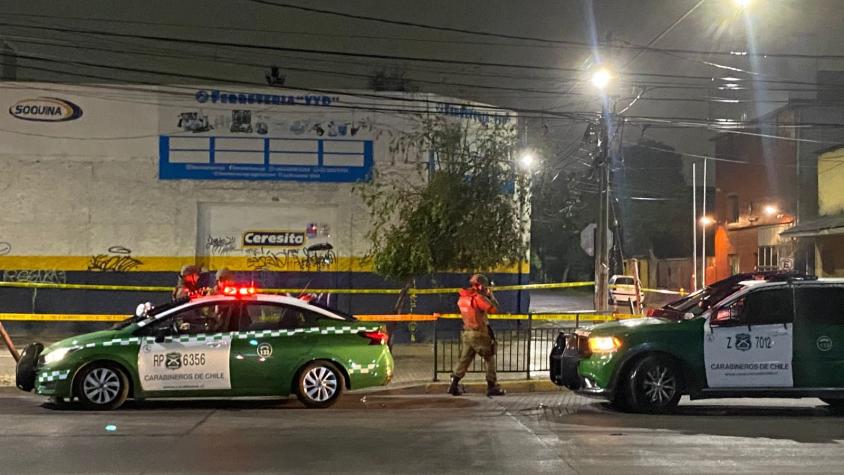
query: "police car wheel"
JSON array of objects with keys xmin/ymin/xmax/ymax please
[
  {"xmin": 296, "ymin": 361, "xmax": 343, "ymax": 409},
  {"xmin": 625, "ymin": 355, "xmax": 682, "ymax": 413},
  {"xmin": 820, "ymin": 398, "xmax": 844, "ymax": 408},
  {"xmin": 75, "ymin": 363, "xmax": 129, "ymax": 410}
]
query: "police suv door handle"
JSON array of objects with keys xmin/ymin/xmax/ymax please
[{"xmin": 206, "ymin": 341, "xmax": 223, "ymax": 348}]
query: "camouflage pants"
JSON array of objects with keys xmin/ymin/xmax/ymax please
[{"xmin": 452, "ymin": 329, "xmax": 497, "ymax": 384}]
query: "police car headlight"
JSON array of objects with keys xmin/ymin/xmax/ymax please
[
  {"xmin": 588, "ymin": 336, "xmax": 621, "ymax": 353},
  {"xmin": 43, "ymin": 347, "xmax": 76, "ymax": 365}
]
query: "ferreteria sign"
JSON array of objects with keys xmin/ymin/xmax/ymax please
[
  {"xmin": 242, "ymin": 231, "xmax": 305, "ymax": 247},
  {"xmin": 9, "ymin": 97, "xmax": 83, "ymax": 122}
]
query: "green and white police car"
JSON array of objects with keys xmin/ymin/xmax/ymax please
[
  {"xmin": 551, "ymin": 277, "xmax": 844, "ymax": 413},
  {"xmin": 16, "ymin": 287, "xmax": 393, "ymax": 410}
]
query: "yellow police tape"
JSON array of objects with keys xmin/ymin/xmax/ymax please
[
  {"xmin": 0, "ymin": 279, "xmax": 682, "ymax": 296},
  {"xmin": 0, "ymin": 280, "xmax": 591, "ymax": 295},
  {"xmin": 0, "ymin": 313, "xmax": 126, "ymax": 322},
  {"xmin": 0, "ymin": 312, "xmax": 641, "ymax": 323}
]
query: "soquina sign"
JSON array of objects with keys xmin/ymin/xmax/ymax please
[{"xmin": 9, "ymin": 97, "xmax": 83, "ymax": 122}]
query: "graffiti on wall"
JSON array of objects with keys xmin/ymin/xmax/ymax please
[
  {"xmin": 205, "ymin": 235, "xmax": 236, "ymax": 256},
  {"xmin": 88, "ymin": 246, "xmax": 143, "ymax": 272},
  {"xmin": 2, "ymin": 269, "xmax": 67, "ymax": 284},
  {"xmin": 245, "ymin": 243, "xmax": 336, "ymax": 272}
]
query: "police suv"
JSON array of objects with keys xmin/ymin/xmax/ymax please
[{"xmin": 551, "ymin": 276, "xmax": 844, "ymax": 413}]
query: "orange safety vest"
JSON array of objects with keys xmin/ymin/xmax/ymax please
[{"xmin": 457, "ymin": 288, "xmax": 498, "ymax": 331}]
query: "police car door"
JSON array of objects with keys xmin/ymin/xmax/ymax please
[
  {"xmin": 136, "ymin": 301, "xmax": 238, "ymax": 393},
  {"xmin": 229, "ymin": 302, "xmax": 318, "ymax": 394},
  {"xmin": 703, "ymin": 285, "xmax": 794, "ymax": 388}
]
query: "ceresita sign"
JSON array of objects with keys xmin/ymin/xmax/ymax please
[
  {"xmin": 9, "ymin": 97, "xmax": 83, "ymax": 122},
  {"xmin": 242, "ymin": 231, "xmax": 305, "ymax": 247}
]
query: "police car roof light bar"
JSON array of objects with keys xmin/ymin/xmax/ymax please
[{"xmin": 223, "ymin": 285, "xmax": 257, "ymax": 297}]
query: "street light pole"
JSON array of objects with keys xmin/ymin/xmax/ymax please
[
  {"xmin": 701, "ymin": 159, "xmax": 707, "ymax": 287},
  {"xmin": 594, "ymin": 105, "xmax": 610, "ymax": 312},
  {"xmin": 692, "ymin": 162, "xmax": 697, "ymax": 291}
]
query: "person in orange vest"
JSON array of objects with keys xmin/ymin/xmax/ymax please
[{"xmin": 448, "ymin": 274, "xmax": 505, "ymax": 397}]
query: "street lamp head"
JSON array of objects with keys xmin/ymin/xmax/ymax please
[
  {"xmin": 763, "ymin": 205, "xmax": 779, "ymax": 216},
  {"xmin": 699, "ymin": 215, "xmax": 714, "ymax": 226},
  {"xmin": 591, "ymin": 68, "xmax": 612, "ymax": 91},
  {"xmin": 733, "ymin": 0, "xmax": 752, "ymax": 8},
  {"xmin": 518, "ymin": 150, "xmax": 536, "ymax": 170}
]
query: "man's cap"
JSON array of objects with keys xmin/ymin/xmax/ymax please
[
  {"xmin": 180, "ymin": 265, "xmax": 201, "ymax": 277},
  {"xmin": 469, "ymin": 274, "xmax": 490, "ymax": 286},
  {"xmin": 216, "ymin": 267, "xmax": 235, "ymax": 282}
]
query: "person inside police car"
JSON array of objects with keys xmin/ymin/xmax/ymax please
[
  {"xmin": 172, "ymin": 264, "xmax": 202, "ymax": 301},
  {"xmin": 448, "ymin": 274, "xmax": 506, "ymax": 397}
]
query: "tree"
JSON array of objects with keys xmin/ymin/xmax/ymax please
[
  {"xmin": 356, "ymin": 116, "xmax": 528, "ymax": 312},
  {"xmin": 614, "ymin": 139, "xmax": 692, "ymax": 260}
]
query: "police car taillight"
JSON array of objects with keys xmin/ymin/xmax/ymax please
[
  {"xmin": 360, "ymin": 330, "xmax": 388, "ymax": 346},
  {"xmin": 223, "ymin": 286, "xmax": 257, "ymax": 297}
]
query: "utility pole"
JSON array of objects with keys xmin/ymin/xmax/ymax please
[
  {"xmin": 594, "ymin": 107, "xmax": 610, "ymax": 312},
  {"xmin": 692, "ymin": 162, "xmax": 697, "ymax": 291}
]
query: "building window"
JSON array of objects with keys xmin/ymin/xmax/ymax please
[
  {"xmin": 728, "ymin": 254, "xmax": 740, "ymax": 275},
  {"xmin": 727, "ymin": 195, "xmax": 739, "ymax": 223},
  {"xmin": 757, "ymin": 245, "xmax": 782, "ymax": 271}
]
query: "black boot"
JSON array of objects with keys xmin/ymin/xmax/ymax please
[
  {"xmin": 486, "ymin": 382, "xmax": 506, "ymax": 397},
  {"xmin": 448, "ymin": 376, "xmax": 464, "ymax": 396}
]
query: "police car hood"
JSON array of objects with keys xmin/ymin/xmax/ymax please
[
  {"xmin": 45, "ymin": 329, "xmax": 124, "ymax": 352},
  {"xmin": 588, "ymin": 317, "xmax": 671, "ymax": 336}
]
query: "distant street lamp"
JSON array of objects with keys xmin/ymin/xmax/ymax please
[
  {"xmin": 763, "ymin": 204, "xmax": 779, "ymax": 216},
  {"xmin": 518, "ymin": 150, "xmax": 536, "ymax": 171},
  {"xmin": 732, "ymin": 0, "xmax": 752, "ymax": 8},
  {"xmin": 699, "ymin": 215, "xmax": 714, "ymax": 226},
  {"xmin": 591, "ymin": 68, "xmax": 612, "ymax": 91}
]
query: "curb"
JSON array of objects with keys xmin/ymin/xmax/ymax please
[{"xmin": 356, "ymin": 379, "xmax": 561, "ymax": 396}]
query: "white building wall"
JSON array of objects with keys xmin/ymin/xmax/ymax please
[{"xmin": 0, "ymin": 83, "xmax": 513, "ymax": 273}]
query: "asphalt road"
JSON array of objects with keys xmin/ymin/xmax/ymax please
[{"xmin": 1, "ymin": 389, "xmax": 843, "ymax": 474}]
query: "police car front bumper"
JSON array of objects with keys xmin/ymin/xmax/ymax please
[{"xmin": 549, "ymin": 332, "xmax": 586, "ymax": 390}]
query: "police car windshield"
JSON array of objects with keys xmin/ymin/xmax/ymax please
[
  {"xmin": 671, "ymin": 283, "xmax": 752, "ymax": 317},
  {"xmin": 112, "ymin": 298, "xmax": 189, "ymax": 329}
]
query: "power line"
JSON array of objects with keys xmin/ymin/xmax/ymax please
[
  {"xmin": 241, "ymin": 0, "xmax": 844, "ymax": 61},
  {"xmin": 0, "ymin": 11, "xmax": 576, "ymax": 50},
  {"xmin": 243, "ymin": 0, "xmax": 594, "ymax": 47},
  {"xmin": 10, "ymin": 43, "xmax": 844, "ymax": 143},
  {"xmin": 15, "ymin": 33, "xmax": 834, "ymax": 108},
  {"xmin": 8, "ymin": 19, "xmax": 835, "ymax": 89}
]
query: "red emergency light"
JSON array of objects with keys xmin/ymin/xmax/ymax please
[{"xmin": 223, "ymin": 285, "xmax": 257, "ymax": 297}]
